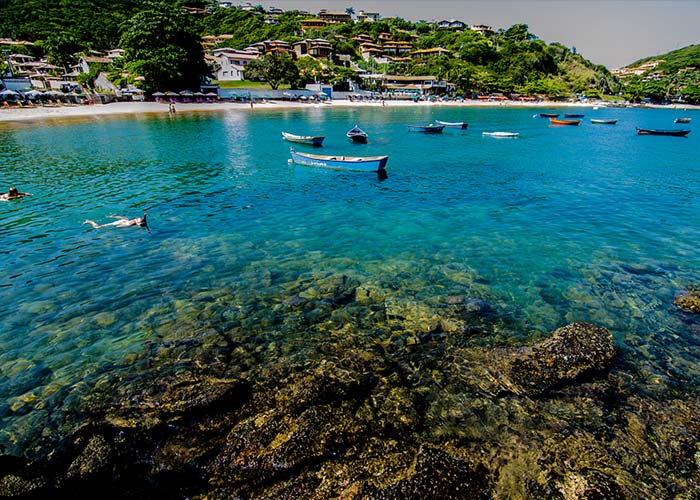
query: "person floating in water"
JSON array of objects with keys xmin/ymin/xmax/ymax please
[
  {"xmin": 84, "ymin": 213, "xmax": 148, "ymax": 229},
  {"xmin": 0, "ymin": 187, "xmax": 32, "ymax": 201}
]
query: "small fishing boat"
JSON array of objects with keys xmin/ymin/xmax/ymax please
[
  {"xmin": 289, "ymin": 147, "xmax": 388, "ymax": 172},
  {"xmin": 550, "ymin": 118, "xmax": 581, "ymax": 126},
  {"xmin": 482, "ymin": 131, "xmax": 519, "ymax": 138},
  {"xmin": 540, "ymin": 113, "xmax": 559, "ymax": 118},
  {"xmin": 564, "ymin": 113, "xmax": 584, "ymax": 118},
  {"xmin": 674, "ymin": 117, "xmax": 691, "ymax": 123},
  {"xmin": 407, "ymin": 124, "xmax": 445, "ymax": 133},
  {"xmin": 435, "ymin": 120, "xmax": 468, "ymax": 129},
  {"xmin": 282, "ymin": 131, "xmax": 325, "ymax": 147},
  {"xmin": 636, "ymin": 127, "xmax": 690, "ymax": 137},
  {"xmin": 590, "ymin": 119, "xmax": 618, "ymax": 124},
  {"xmin": 346, "ymin": 125, "xmax": 368, "ymax": 143}
]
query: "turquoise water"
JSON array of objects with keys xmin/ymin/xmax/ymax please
[{"xmin": 1, "ymin": 105, "xmax": 699, "ymax": 454}]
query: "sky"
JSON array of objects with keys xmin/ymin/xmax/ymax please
[{"xmin": 270, "ymin": 0, "xmax": 699, "ymax": 68}]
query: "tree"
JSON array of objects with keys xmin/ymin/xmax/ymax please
[
  {"xmin": 120, "ymin": 1, "xmax": 207, "ymax": 93},
  {"xmin": 245, "ymin": 54, "xmax": 300, "ymax": 89}
]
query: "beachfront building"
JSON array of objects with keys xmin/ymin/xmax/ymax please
[
  {"xmin": 293, "ymin": 39, "xmax": 333, "ymax": 59},
  {"xmin": 360, "ymin": 74, "xmax": 448, "ymax": 96},
  {"xmin": 211, "ymin": 48, "xmax": 259, "ymax": 81}
]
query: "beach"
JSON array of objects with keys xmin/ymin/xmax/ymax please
[
  {"xmin": 1, "ymin": 98, "xmax": 696, "ymax": 124},
  {"xmin": 0, "ymin": 97, "xmax": 664, "ymax": 123}
]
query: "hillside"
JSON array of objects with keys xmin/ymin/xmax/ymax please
[
  {"xmin": 615, "ymin": 44, "xmax": 700, "ymax": 103},
  {"xmin": 0, "ymin": 0, "xmax": 618, "ymax": 98}
]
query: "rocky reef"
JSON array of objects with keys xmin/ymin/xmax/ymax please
[{"xmin": 1, "ymin": 274, "xmax": 699, "ymax": 499}]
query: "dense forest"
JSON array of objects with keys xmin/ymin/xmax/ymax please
[
  {"xmin": 617, "ymin": 45, "xmax": 700, "ymax": 104},
  {"xmin": 0, "ymin": 0, "xmax": 624, "ymax": 98}
]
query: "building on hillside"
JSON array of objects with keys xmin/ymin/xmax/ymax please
[
  {"xmin": 437, "ymin": 19, "xmax": 466, "ymax": 30},
  {"xmin": 300, "ymin": 18, "xmax": 328, "ymax": 31},
  {"xmin": 211, "ymin": 48, "xmax": 259, "ymax": 80},
  {"xmin": 382, "ymin": 41, "xmax": 413, "ymax": 56},
  {"xmin": 318, "ymin": 10, "xmax": 352, "ymax": 23},
  {"xmin": 411, "ymin": 47, "xmax": 451, "ymax": 59},
  {"xmin": 293, "ymin": 39, "xmax": 333, "ymax": 59},
  {"xmin": 246, "ymin": 40, "xmax": 293, "ymax": 57},
  {"xmin": 356, "ymin": 10, "xmax": 380, "ymax": 22},
  {"xmin": 359, "ymin": 43, "xmax": 384, "ymax": 62},
  {"xmin": 202, "ymin": 34, "xmax": 235, "ymax": 49},
  {"xmin": 217, "ymin": 1, "xmax": 235, "ymax": 7},
  {"xmin": 470, "ymin": 24, "xmax": 495, "ymax": 37},
  {"xmin": 353, "ymin": 34, "xmax": 373, "ymax": 44},
  {"xmin": 267, "ymin": 6, "xmax": 284, "ymax": 15}
]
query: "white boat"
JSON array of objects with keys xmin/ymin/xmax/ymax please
[
  {"xmin": 435, "ymin": 120, "xmax": 468, "ymax": 129},
  {"xmin": 282, "ymin": 131, "xmax": 325, "ymax": 147},
  {"xmin": 482, "ymin": 131, "xmax": 519, "ymax": 138},
  {"xmin": 289, "ymin": 148, "xmax": 388, "ymax": 172}
]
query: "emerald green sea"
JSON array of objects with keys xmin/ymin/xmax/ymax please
[{"xmin": 1, "ymin": 105, "xmax": 699, "ymax": 458}]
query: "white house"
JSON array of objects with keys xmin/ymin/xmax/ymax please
[{"xmin": 211, "ymin": 48, "xmax": 259, "ymax": 81}]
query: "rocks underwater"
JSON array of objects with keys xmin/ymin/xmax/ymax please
[{"xmin": 1, "ymin": 273, "xmax": 700, "ymax": 499}]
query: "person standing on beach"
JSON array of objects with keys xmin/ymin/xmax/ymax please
[
  {"xmin": 0, "ymin": 187, "xmax": 31, "ymax": 201},
  {"xmin": 84, "ymin": 213, "xmax": 148, "ymax": 229}
]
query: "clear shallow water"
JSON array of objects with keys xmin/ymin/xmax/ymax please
[{"xmin": 1, "ymin": 105, "xmax": 699, "ymax": 454}]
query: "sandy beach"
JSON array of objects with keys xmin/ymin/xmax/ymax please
[{"xmin": 1, "ymin": 98, "xmax": 696, "ymax": 123}]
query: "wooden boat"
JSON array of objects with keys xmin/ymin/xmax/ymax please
[
  {"xmin": 636, "ymin": 127, "xmax": 690, "ymax": 137},
  {"xmin": 564, "ymin": 113, "xmax": 584, "ymax": 118},
  {"xmin": 346, "ymin": 125, "xmax": 368, "ymax": 143},
  {"xmin": 590, "ymin": 119, "xmax": 617, "ymax": 124},
  {"xmin": 550, "ymin": 118, "xmax": 581, "ymax": 126},
  {"xmin": 289, "ymin": 147, "xmax": 388, "ymax": 172},
  {"xmin": 482, "ymin": 131, "xmax": 519, "ymax": 138},
  {"xmin": 407, "ymin": 124, "xmax": 444, "ymax": 133},
  {"xmin": 282, "ymin": 131, "xmax": 325, "ymax": 147},
  {"xmin": 674, "ymin": 117, "xmax": 691, "ymax": 123},
  {"xmin": 540, "ymin": 113, "xmax": 559, "ymax": 118},
  {"xmin": 435, "ymin": 120, "xmax": 468, "ymax": 129}
]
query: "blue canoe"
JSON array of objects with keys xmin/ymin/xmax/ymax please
[{"xmin": 289, "ymin": 147, "xmax": 388, "ymax": 172}]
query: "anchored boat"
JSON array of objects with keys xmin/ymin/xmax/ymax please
[
  {"xmin": 289, "ymin": 147, "xmax": 388, "ymax": 172},
  {"xmin": 282, "ymin": 131, "xmax": 325, "ymax": 147}
]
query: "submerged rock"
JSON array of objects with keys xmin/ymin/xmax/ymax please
[
  {"xmin": 674, "ymin": 290, "xmax": 700, "ymax": 314},
  {"xmin": 508, "ymin": 322, "xmax": 616, "ymax": 394}
]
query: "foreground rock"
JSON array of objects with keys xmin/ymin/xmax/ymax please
[{"xmin": 1, "ymin": 314, "xmax": 698, "ymax": 500}]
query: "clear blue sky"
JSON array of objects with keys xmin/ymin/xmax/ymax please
[{"xmin": 272, "ymin": 0, "xmax": 699, "ymax": 68}]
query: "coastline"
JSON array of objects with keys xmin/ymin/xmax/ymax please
[{"xmin": 2, "ymin": 98, "xmax": 697, "ymax": 123}]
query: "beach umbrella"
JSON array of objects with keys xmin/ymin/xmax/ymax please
[
  {"xmin": 204, "ymin": 92, "xmax": 218, "ymax": 97},
  {"xmin": 152, "ymin": 91, "xmax": 166, "ymax": 97},
  {"xmin": 193, "ymin": 92, "xmax": 205, "ymax": 96},
  {"xmin": 24, "ymin": 89, "xmax": 44, "ymax": 96},
  {"xmin": 0, "ymin": 89, "xmax": 19, "ymax": 96},
  {"xmin": 164, "ymin": 91, "xmax": 179, "ymax": 97},
  {"xmin": 179, "ymin": 90, "xmax": 194, "ymax": 96}
]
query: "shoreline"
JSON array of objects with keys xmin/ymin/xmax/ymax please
[{"xmin": 1, "ymin": 99, "xmax": 697, "ymax": 123}]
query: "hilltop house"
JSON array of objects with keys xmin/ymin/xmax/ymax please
[
  {"xmin": 318, "ymin": 10, "xmax": 352, "ymax": 23},
  {"xmin": 437, "ymin": 19, "xmax": 466, "ymax": 30}
]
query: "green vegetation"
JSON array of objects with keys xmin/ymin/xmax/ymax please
[
  {"xmin": 618, "ymin": 45, "xmax": 700, "ymax": 104},
  {"xmin": 0, "ymin": 0, "xmax": 620, "ymax": 98}
]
